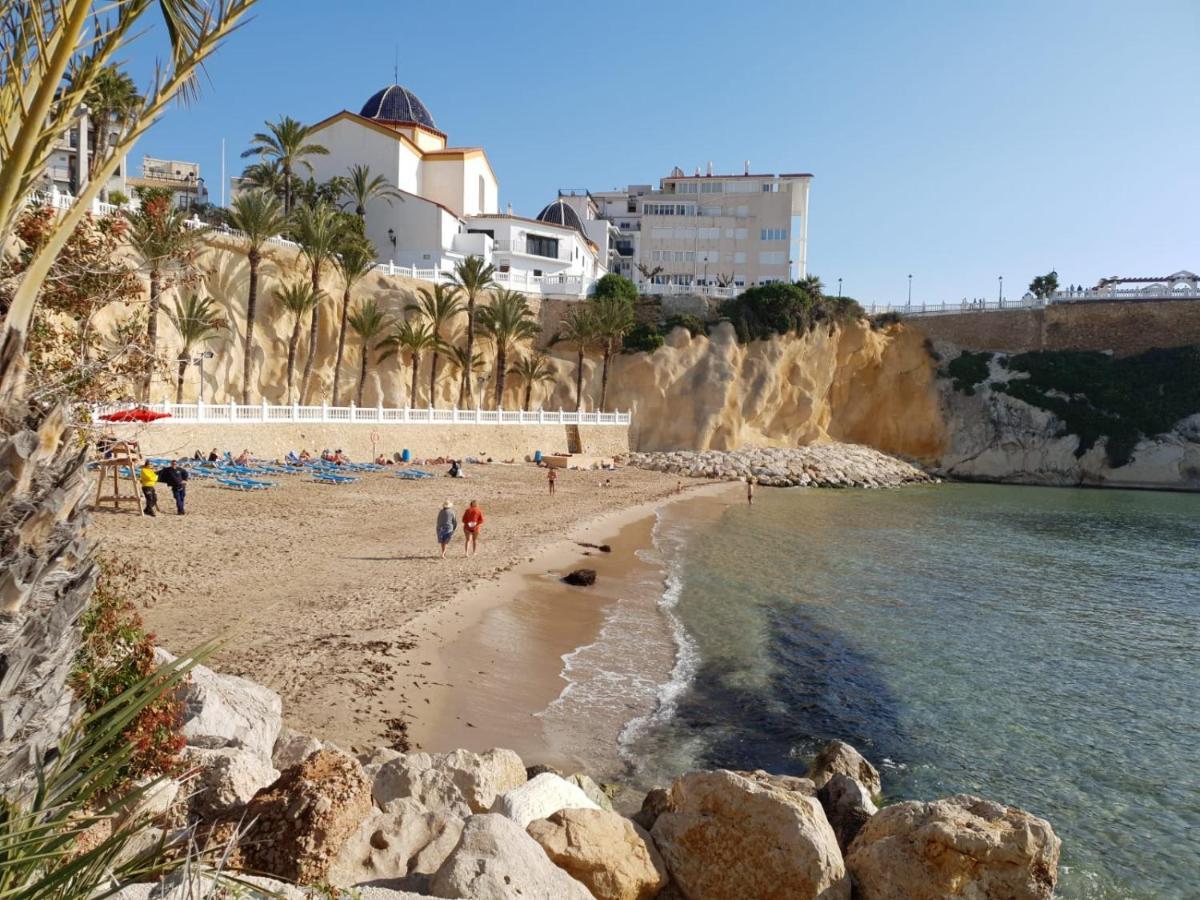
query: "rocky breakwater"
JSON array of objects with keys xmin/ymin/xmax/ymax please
[
  {"xmin": 625, "ymin": 442, "xmax": 935, "ymax": 488},
  {"xmin": 112, "ymin": 662, "xmax": 1060, "ymax": 899}
]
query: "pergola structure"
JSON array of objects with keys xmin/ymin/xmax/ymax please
[{"xmin": 1095, "ymin": 270, "xmax": 1199, "ymax": 290}]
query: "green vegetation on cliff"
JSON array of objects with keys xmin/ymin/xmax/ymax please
[
  {"xmin": 720, "ymin": 283, "xmax": 863, "ymax": 343},
  {"xmin": 944, "ymin": 351, "xmax": 993, "ymax": 394}
]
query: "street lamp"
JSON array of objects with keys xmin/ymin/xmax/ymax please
[
  {"xmin": 837, "ymin": 277, "xmax": 842, "ymax": 298},
  {"xmin": 907, "ymin": 274, "xmax": 913, "ymax": 306},
  {"xmin": 193, "ymin": 350, "xmax": 214, "ymax": 402},
  {"xmin": 998, "ymin": 275, "xmax": 1003, "ymax": 304},
  {"xmin": 475, "ymin": 373, "xmax": 487, "ymax": 409}
]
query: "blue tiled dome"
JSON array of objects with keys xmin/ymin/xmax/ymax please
[
  {"xmin": 536, "ymin": 199, "xmax": 584, "ymax": 232},
  {"xmin": 359, "ymin": 84, "xmax": 437, "ymax": 129}
]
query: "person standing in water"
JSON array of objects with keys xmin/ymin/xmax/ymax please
[
  {"xmin": 436, "ymin": 500, "xmax": 457, "ymax": 559},
  {"xmin": 462, "ymin": 500, "xmax": 484, "ymax": 557},
  {"xmin": 747, "ymin": 476, "xmax": 755, "ymax": 505},
  {"xmin": 547, "ymin": 466, "xmax": 557, "ymax": 496}
]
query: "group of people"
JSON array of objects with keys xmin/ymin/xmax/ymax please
[
  {"xmin": 138, "ymin": 459, "xmax": 189, "ymax": 517},
  {"xmin": 435, "ymin": 499, "xmax": 484, "ymax": 558}
]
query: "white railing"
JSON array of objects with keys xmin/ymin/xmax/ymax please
[
  {"xmin": 863, "ymin": 285, "xmax": 1200, "ymax": 318},
  {"xmin": 91, "ymin": 400, "xmax": 631, "ymax": 427},
  {"xmin": 640, "ymin": 282, "xmax": 739, "ymax": 300}
]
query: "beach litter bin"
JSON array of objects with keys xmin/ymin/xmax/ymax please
[
  {"xmin": 401, "ymin": 448, "xmax": 412, "ymax": 462},
  {"xmin": 533, "ymin": 450, "xmax": 543, "ymax": 463}
]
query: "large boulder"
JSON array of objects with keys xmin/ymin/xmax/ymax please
[
  {"xmin": 236, "ymin": 749, "xmax": 373, "ymax": 884},
  {"xmin": 567, "ymin": 772, "xmax": 615, "ymax": 812},
  {"xmin": 527, "ymin": 807, "xmax": 669, "ymax": 900},
  {"xmin": 807, "ymin": 740, "xmax": 881, "ymax": 798},
  {"xmin": 327, "ymin": 797, "xmax": 465, "ymax": 892},
  {"xmin": 183, "ymin": 746, "xmax": 278, "ymax": 819},
  {"xmin": 816, "ymin": 773, "xmax": 877, "ymax": 853},
  {"xmin": 490, "ymin": 772, "xmax": 600, "ymax": 828},
  {"xmin": 845, "ymin": 794, "xmax": 1060, "ymax": 900},
  {"xmin": 650, "ymin": 770, "xmax": 849, "ymax": 900},
  {"xmin": 630, "ymin": 787, "xmax": 669, "ymax": 832},
  {"xmin": 272, "ymin": 727, "xmax": 323, "ymax": 771},
  {"xmin": 373, "ymin": 748, "xmax": 525, "ymax": 815},
  {"xmin": 429, "ymin": 813, "xmax": 592, "ymax": 899},
  {"xmin": 156, "ymin": 649, "xmax": 282, "ymax": 760}
]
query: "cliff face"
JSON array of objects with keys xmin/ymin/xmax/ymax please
[{"xmin": 563, "ymin": 321, "xmax": 945, "ymax": 458}]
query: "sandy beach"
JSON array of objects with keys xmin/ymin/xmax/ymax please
[{"xmin": 91, "ymin": 458, "xmax": 729, "ymax": 753}]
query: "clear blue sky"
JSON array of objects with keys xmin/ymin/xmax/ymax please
[{"xmin": 125, "ymin": 0, "xmax": 1200, "ymax": 304}]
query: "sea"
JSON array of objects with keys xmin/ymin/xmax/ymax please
[{"xmin": 539, "ymin": 483, "xmax": 1200, "ymax": 900}]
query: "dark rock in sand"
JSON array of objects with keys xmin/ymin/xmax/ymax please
[{"xmin": 563, "ymin": 569, "xmax": 597, "ymax": 587}]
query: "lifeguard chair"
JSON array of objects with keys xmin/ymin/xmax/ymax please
[{"xmin": 93, "ymin": 441, "xmax": 143, "ymax": 515}]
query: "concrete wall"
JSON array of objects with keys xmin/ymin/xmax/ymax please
[
  {"xmin": 912, "ymin": 298, "xmax": 1200, "ymax": 357},
  {"xmin": 102, "ymin": 422, "xmax": 630, "ymax": 463}
]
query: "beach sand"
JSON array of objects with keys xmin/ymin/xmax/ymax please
[{"xmin": 91, "ymin": 460, "xmax": 724, "ymax": 753}]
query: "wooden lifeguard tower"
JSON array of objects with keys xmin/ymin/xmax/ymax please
[{"xmin": 93, "ymin": 441, "xmax": 143, "ymax": 515}]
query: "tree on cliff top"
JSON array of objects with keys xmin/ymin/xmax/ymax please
[
  {"xmin": 1029, "ymin": 271, "xmax": 1060, "ymax": 300},
  {"xmin": 720, "ymin": 280, "xmax": 862, "ymax": 344},
  {"xmin": 593, "ymin": 273, "xmax": 638, "ymax": 304}
]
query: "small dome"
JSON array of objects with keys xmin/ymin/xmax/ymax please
[
  {"xmin": 536, "ymin": 199, "xmax": 584, "ymax": 232},
  {"xmin": 359, "ymin": 84, "xmax": 436, "ymax": 129}
]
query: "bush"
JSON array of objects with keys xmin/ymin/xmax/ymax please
[
  {"xmin": 662, "ymin": 313, "xmax": 705, "ymax": 336},
  {"xmin": 719, "ymin": 283, "xmax": 864, "ymax": 343},
  {"xmin": 871, "ymin": 311, "xmax": 902, "ymax": 329},
  {"xmin": 944, "ymin": 351, "xmax": 993, "ymax": 395},
  {"xmin": 71, "ymin": 563, "xmax": 186, "ymax": 783},
  {"xmin": 592, "ymin": 273, "xmax": 638, "ymax": 304},
  {"xmin": 622, "ymin": 322, "xmax": 665, "ymax": 353}
]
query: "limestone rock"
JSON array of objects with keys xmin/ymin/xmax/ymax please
[
  {"xmin": 527, "ymin": 807, "xmax": 669, "ymax": 900},
  {"xmin": 183, "ymin": 746, "xmax": 278, "ymax": 819},
  {"xmin": 807, "ymin": 740, "xmax": 881, "ymax": 797},
  {"xmin": 373, "ymin": 748, "xmax": 524, "ymax": 816},
  {"xmin": 737, "ymin": 769, "xmax": 817, "ymax": 798},
  {"xmin": 328, "ymin": 797, "xmax": 464, "ymax": 892},
  {"xmin": 358, "ymin": 745, "xmax": 404, "ymax": 779},
  {"xmin": 526, "ymin": 763, "xmax": 563, "ymax": 779},
  {"xmin": 273, "ymin": 727, "xmax": 323, "ymax": 771},
  {"xmin": 429, "ymin": 813, "xmax": 592, "ymax": 899},
  {"xmin": 563, "ymin": 568, "xmax": 597, "ymax": 587},
  {"xmin": 115, "ymin": 776, "xmax": 181, "ymax": 826},
  {"xmin": 236, "ymin": 749, "xmax": 373, "ymax": 884},
  {"xmin": 816, "ymin": 773, "xmax": 877, "ymax": 853},
  {"xmin": 490, "ymin": 772, "xmax": 600, "ymax": 829},
  {"xmin": 631, "ymin": 787, "xmax": 669, "ymax": 832},
  {"xmin": 846, "ymin": 794, "xmax": 1060, "ymax": 900},
  {"xmin": 567, "ymin": 772, "xmax": 615, "ymax": 812},
  {"xmin": 156, "ymin": 648, "xmax": 282, "ymax": 760},
  {"xmin": 650, "ymin": 770, "xmax": 849, "ymax": 900}
]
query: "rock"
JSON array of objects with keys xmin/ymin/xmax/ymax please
[
  {"xmin": 183, "ymin": 746, "xmax": 278, "ymax": 819},
  {"xmin": 562, "ymin": 568, "xmax": 597, "ymax": 587},
  {"xmin": 236, "ymin": 749, "xmax": 373, "ymax": 884},
  {"xmin": 327, "ymin": 797, "xmax": 465, "ymax": 892},
  {"xmin": 490, "ymin": 772, "xmax": 600, "ymax": 829},
  {"xmin": 429, "ymin": 813, "xmax": 592, "ymax": 899},
  {"xmin": 630, "ymin": 787, "xmax": 669, "ymax": 832},
  {"xmin": 526, "ymin": 763, "xmax": 563, "ymax": 779},
  {"xmin": 807, "ymin": 739, "xmax": 882, "ymax": 798},
  {"xmin": 115, "ymin": 776, "xmax": 181, "ymax": 826},
  {"xmin": 358, "ymin": 745, "xmax": 404, "ymax": 779},
  {"xmin": 817, "ymin": 773, "xmax": 877, "ymax": 853},
  {"xmin": 650, "ymin": 770, "xmax": 849, "ymax": 900},
  {"xmin": 111, "ymin": 873, "xmax": 308, "ymax": 899},
  {"xmin": 737, "ymin": 769, "xmax": 817, "ymax": 798},
  {"xmin": 156, "ymin": 648, "xmax": 282, "ymax": 760},
  {"xmin": 527, "ymin": 808, "xmax": 669, "ymax": 900},
  {"xmin": 845, "ymin": 794, "xmax": 1060, "ymax": 900},
  {"xmin": 373, "ymin": 748, "xmax": 524, "ymax": 816},
  {"xmin": 272, "ymin": 728, "xmax": 323, "ymax": 771},
  {"xmin": 567, "ymin": 772, "xmax": 614, "ymax": 812}
]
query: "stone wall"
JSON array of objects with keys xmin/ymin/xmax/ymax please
[
  {"xmin": 911, "ymin": 298, "xmax": 1200, "ymax": 357},
  {"xmin": 100, "ymin": 422, "xmax": 629, "ymax": 462}
]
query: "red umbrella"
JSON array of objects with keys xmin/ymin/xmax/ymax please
[{"xmin": 99, "ymin": 407, "xmax": 172, "ymax": 423}]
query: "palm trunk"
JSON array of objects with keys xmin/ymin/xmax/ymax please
[
  {"xmin": 176, "ymin": 353, "xmax": 188, "ymax": 403},
  {"xmin": 242, "ymin": 249, "xmax": 260, "ymax": 404},
  {"xmin": 429, "ymin": 352, "xmax": 439, "ymax": 408},
  {"xmin": 410, "ymin": 353, "xmax": 420, "ymax": 409},
  {"xmin": 575, "ymin": 347, "xmax": 585, "ymax": 411},
  {"xmin": 286, "ymin": 319, "xmax": 302, "ymax": 403},
  {"xmin": 141, "ymin": 267, "xmax": 161, "ymax": 401},
  {"xmin": 524, "ymin": 381, "xmax": 533, "ymax": 412},
  {"xmin": 356, "ymin": 342, "xmax": 369, "ymax": 406},
  {"xmin": 283, "ymin": 162, "xmax": 292, "ymax": 215},
  {"xmin": 301, "ymin": 262, "xmax": 321, "ymax": 403},
  {"xmin": 462, "ymin": 293, "xmax": 476, "ymax": 406},
  {"xmin": 600, "ymin": 343, "xmax": 613, "ymax": 412},
  {"xmin": 494, "ymin": 346, "xmax": 507, "ymax": 409},
  {"xmin": 332, "ymin": 284, "xmax": 352, "ymax": 404},
  {"xmin": 457, "ymin": 365, "xmax": 468, "ymax": 408}
]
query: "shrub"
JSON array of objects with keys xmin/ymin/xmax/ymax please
[
  {"xmin": 871, "ymin": 311, "xmax": 903, "ymax": 329},
  {"xmin": 71, "ymin": 563, "xmax": 186, "ymax": 783},
  {"xmin": 621, "ymin": 322, "xmax": 665, "ymax": 353},
  {"xmin": 944, "ymin": 350, "xmax": 993, "ymax": 395},
  {"xmin": 662, "ymin": 313, "xmax": 705, "ymax": 336},
  {"xmin": 719, "ymin": 283, "xmax": 864, "ymax": 343},
  {"xmin": 592, "ymin": 273, "xmax": 638, "ymax": 304}
]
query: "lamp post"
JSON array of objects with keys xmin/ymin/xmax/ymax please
[
  {"xmin": 998, "ymin": 275, "xmax": 1003, "ymax": 304},
  {"xmin": 837, "ymin": 277, "xmax": 842, "ymax": 298},
  {"xmin": 907, "ymin": 274, "xmax": 912, "ymax": 306},
  {"xmin": 387, "ymin": 228, "xmax": 397, "ymax": 263},
  {"xmin": 193, "ymin": 350, "xmax": 214, "ymax": 402}
]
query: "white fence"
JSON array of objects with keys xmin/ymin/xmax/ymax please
[
  {"xmin": 92, "ymin": 400, "xmax": 631, "ymax": 427},
  {"xmin": 864, "ymin": 284, "xmax": 1200, "ymax": 318}
]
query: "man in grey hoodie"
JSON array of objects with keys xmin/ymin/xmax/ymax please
[{"xmin": 436, "ymin": 500, "xmax": 457, "ymax": 559}]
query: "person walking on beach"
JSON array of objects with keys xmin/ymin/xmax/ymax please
[
  {"xmin": 436, "ymin": 500, "xmax": 457, "ymax": 559},
  {"xmin": 139, "ymin": 460, "xmax": 159, "ymax": 517},
  {"xmin": 156, "ymin": 460, "xmax": 190, "ymax": 516},
  {"xmin": 747, "ymin": 476, "xmax": 756, "ymax": 506},
  {"xmin": 462, "ymin": 499, "xmax": 484, "ymax": 557},
  {"xmin": 547, "ymin": 466, "xmax": 557, "ymax": 496}
]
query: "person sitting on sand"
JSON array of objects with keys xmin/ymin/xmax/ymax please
[
  {"xmin": 462, "ymin": 500, "xmax": 484, "ymax": 557},
  {"xmin": 234, "ymin": 448, "xmax": 252, "ymax": 466},
  {"xmin": 207, "ymin": 448, "xmax": 219, "ymax": 463},
  {"xmin": 333, "ymin": 449, "xmax": 350, "ymax": 464},
  {"xmin": 298, "ymin": 449, "xmax": 312, "ymax": 461},
  {"xmin": 436, "ymin": 500, "xmax": 457, "ymax": 559},
  {"xmin": 447, "ymin": 459, "xmax": 462, "ymax": 478}
]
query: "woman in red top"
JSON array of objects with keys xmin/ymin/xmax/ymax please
[{"xmin": 462, "ymin": 500, "xmax": 484, "ymax": 556}]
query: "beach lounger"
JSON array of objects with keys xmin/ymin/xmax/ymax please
[
  {"xmin": 216, "ymin": 477, "xmax": 272, "ymax": 491},
  {"xmin": 311, "ymin": 472, "xmax": 357, "ymax": 484}
]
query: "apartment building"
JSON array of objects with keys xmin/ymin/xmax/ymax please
[
  {"xmin": 569, "ymin": 165, "xmax": 812, "ymax": 295},
  {"xmin": 127, "ymin": 156, "xmax": 209, "ymax": 210},
  {"xmin": 39, "ymin": 106, "xmax": 128, "ymax": 200}
]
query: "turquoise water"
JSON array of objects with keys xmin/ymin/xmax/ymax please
[{"xmin": 620, "ymin": 484, "xmax": 1200, "ymax": 899}]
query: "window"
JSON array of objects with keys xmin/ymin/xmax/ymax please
[
  {"xmin": 533, "ymin": 269, "xmax": 543, "ymax": 277},
  {"xmin": 759, "ymin": 251, "xmax": 787, "ymax": 265},
  {"xmin": 498, "ymin": 264, "xmax": 510, "ymax": 273},
  {"xmin": 698, "ymin": 227, "xmax": 721, "ymax": 240},
  {"xmin": 699, "ymin": 250, "xmax": 720, "ymax": 263},
  {"xmin": 651, "ymin": 227, "xmax": 673, "ymax": 239},
  {"xmin": 736, "ymin": 205, "xmax": 749, "ymax": 217},
  {"xmin": 701, "ymin": 206, "xmax": 722, "ymax": 217},
  {"xmin": 700, "ymin": 181, "xmax": 723, "ymax": 193},
  {"xmin": 526, "ymin": 234, "xmax": 559, "ymax": 258},
  {"xmin": 761, "ymin": 182, "xmax": 779, "ymax": 192},
  {"xmin": 643, "ymin": 202, "xmax": 696, "ymax": 216},
  {"xmin": 733, "ymin": 251, "xmax": 746, "ymax": 264},
  {"xmin": 675, "ymin": 182, "xmax": 698, "ymax": 193},
  {"xmin": 760, "ymin": 228, "xmax": 787, "ymax": 241}
]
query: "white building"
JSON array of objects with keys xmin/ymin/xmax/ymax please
[
  {"xmin": 304, "ymin": 84, "xmax": 606, "ymax": 298},
  {"xmin": 38, "ymin": 106, "xmax": 128, "ymax": 200},
  {"xmin": 577, "ymin": 165, "xmax": 812, "ymax": 296},
  {"xmin": 127, "ymin": 156, "xmax": 209, "ymax": 210}
]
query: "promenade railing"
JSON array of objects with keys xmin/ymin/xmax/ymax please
[
  {"xmin": 864, "ymin": 285, "xmax": 1200, "ymax": 318},
  {"xmin": 91, "ymin": 400, "xmax": 631, "ymax": 427}
]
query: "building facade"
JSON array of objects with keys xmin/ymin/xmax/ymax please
[
  {"xmin": 127, "ymin": 156, "xmax": 209, "ymax": 210},
  {"xmin": 39, "ymin": 107, "xmax": 128, "ymax": 200}
]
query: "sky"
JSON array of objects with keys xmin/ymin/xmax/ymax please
[{"xmin": 121, "ymin": 0, "xmax": 1200, "ymax": 305}]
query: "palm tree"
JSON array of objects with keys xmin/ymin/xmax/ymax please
[
  {"xmin": 447, "ymin": 344, "xmax": 486, "ymax": 400},
  {"xmin": 555, "ymin": 306, "xmax": 600, "ymax": 411},
  {"xmin": 341, "ymin": 164, "xmax": 402, "ymax": 219},
  {"xmin": 275, "ymin": 282, "xmax": 319, "ymax": 403},
  {"xmin": 332, "ymin": 238, "xmax": 377, "ymax": 404},
  {"xmin": 164, "ymin": 294, "xmax": 225, "ymax": 403},
  {"xmin": 81, "ymin": 65, "xmax": 143, "ymax": 188},
  {"xmin": 797, "ymin": 274, "xmax": 824, "ymax": 298},
  {"xmin": 407, "ymin": 284, "xmax": 464, "ymax": 408},
  {"xmin": 346, "ymin": 299, "xmax": 391, "ymax": 407},
  {"xmin": 448, "ymin": 255, "xmax": 496, "ymax": 407},
  {"xmin": 478, "ymin": 288, "xmax": 540, "ymax": 409},
  {"xmin": 125, "ymin": 191, "xmax": 207, "ymax": 400},
  {"xmin": 239, "ymin": 160, "xmax": 288, "ymax": 200},
  {"xmin": 291, "ymin": 202, "xmax": 344, "ymax": 402},
  {"xmin": 240, "ymin": 116, "xmax": 328, "ymax": 214},
  {"xmin": 592, "ymin": 295, "xmax": 636, "ymax": 411},
  {"xmin": 380, "ymin": 320, "xmax": 439, "ymax": 408},
  {"xmin": 226, "ymin": 189, "xmax": 288, "ymax": 403},
  {"xmin": 509, "ymin": 352, "xmax": 557, "ymax": 412}
]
